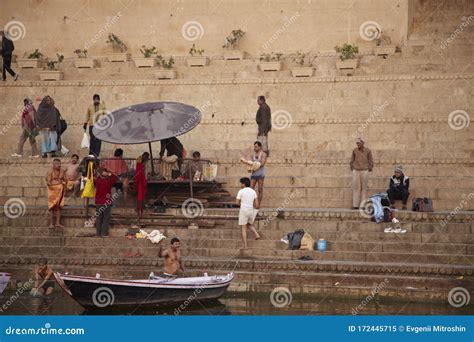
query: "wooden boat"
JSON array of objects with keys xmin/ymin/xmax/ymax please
[{"xmin": 53, "ymin": 272, "xmax": 234, "ymax": 309}]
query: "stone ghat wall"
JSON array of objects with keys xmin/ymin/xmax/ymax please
[
  {"xmin": 0, "ymin": 74, "xmax": 472, "ymax": 210},
  {"xmin": 0, "ymin": 75, "xmax": 471, "ymax": 158},
  {"xmin": 1, "ymin": 0, "xmax": 410, "ymax": 57}
]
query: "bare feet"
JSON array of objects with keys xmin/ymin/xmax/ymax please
[
  {"xmin": 48, "ymin": 224, "xmax": 55, "ymax": 229},
  {"xmin": 55, "ymin": 224, "xmax": 65, "ymax": 228}
]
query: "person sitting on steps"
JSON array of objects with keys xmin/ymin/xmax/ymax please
[{"xmin": 387, "ymin": 165, "xmax": 410, "ymax": 210}]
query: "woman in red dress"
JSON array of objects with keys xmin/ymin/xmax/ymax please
[{"xmin": 134, "ymin": 152, "xmax": 149, "ymax": 221}]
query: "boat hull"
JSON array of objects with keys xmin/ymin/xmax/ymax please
[{"xmin": 54, "ymin": 273, "xmax": 233, "ymax": 310}]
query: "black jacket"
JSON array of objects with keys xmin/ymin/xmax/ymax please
[
  {"xmin": 1, "ymin": 37, "xmax": 14, "ymax": 57},
  {"xmin": 160, "ymin": 137, "xmax": 184, "ymax": 157},
  {"xmin": 389, "ymin": 174, "xmax": 409, "ymax": 191}
]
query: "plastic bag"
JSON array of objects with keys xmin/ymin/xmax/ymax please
[
  {"xmin": 81, "ymin": 132, "xmax": 90, "ymax": 149},
  {"xmin": 81, "ymin": 161, "xmax": 96, "ymax": 198}
]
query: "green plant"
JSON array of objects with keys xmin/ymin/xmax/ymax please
[
  {"xmin": 293, "ymin": 51, "xmax": 316, "ymax": 66},
  {"xmin": 222, "ymin": 29, "xmax": 245, "ymax": 49},
  {"xmin": 374, "ymin": 28, "xmax": 392, "ymax": 46},
  {"xmin": 73, "ymin": 49, "xmax": 88, "ymax": 58},
  {"xmin": 106, "ymin": 33, "xmax": 127, "ymax": 52},
  {"xmin": 28, "ymin": 49, "xmax": 43, "ymax": 59},
  {"xmin": 335, "ymin": 44, "xmax": 359, "ymax": 60},
  {"xmin": 189, "ymin": 44, "xmax": 204, "ymax": 56},
  {"xmin": 44, "ymin": 54, "xmax": 64, "ymax": 70},
  {"xmin": 259, "ymin": 52, "xmax": 283, "ymax": 62},
  {"xmin": 160, "ymin": 56, "xmax": 175, "ymax": 69},
  {"xmin": 139, "ymin": 45, "xmax": 158, "ymax": 58}
]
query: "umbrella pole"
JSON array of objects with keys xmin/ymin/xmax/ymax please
[{"xmin": 148, "ymin": 142, "xmax": 155, "ymax": 175}]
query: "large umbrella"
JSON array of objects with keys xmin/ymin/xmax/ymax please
[{"xmin": 93, "ymin": 101, "xmax": 202, "ymax": 173}]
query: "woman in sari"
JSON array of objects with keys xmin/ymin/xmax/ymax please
[
  {"xmin": 134, "ymin": 152, "xmax": 149, "ymax": 222},
  {"xmin": 36, "ymin": 96, "xmax": 61, "ymax": 157}
]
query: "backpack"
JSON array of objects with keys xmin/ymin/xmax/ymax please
[{"xmin": 412, "ymin": 198, "xmax": 434, "ymax": 212}]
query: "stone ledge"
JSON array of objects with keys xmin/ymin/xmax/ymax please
[
  {"xmin": 0, "ymin": 157, "xmax": 472, "ymax": 166},
  {"xmin": 4, "ymin": 206, "xmax": 474, "ymax": 222},
  {"xmin": 1, "ymin": 256, "xmax": 472, "ymax": 276},
  {"xmin": 0, "ymin": 117, "xmax": 461, "ymax": 126},
  {"xmin": 0, "ymin": 73, "xmax": 471, "ymax": 88}
]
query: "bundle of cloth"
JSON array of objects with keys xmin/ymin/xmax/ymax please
[
  {"xmin": 159, "ymin": 155, "xmax": 179, "ymax": 180},
  {"xmin": 239, "ymin": 157, "xmax": 261, "ymax": 173},
  {"xmin": 281, "ymin": 229, "xmax": 315, "ymax": 250},
  {"xmin": 139, "ymin": 229, "xmax": 166, "ymax": 244}
]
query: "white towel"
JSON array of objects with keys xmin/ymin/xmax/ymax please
[{"xmin": 141, "ymin": 229, "xmax": 166, "ymax": 244}]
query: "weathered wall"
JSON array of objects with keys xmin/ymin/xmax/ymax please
[{"xmin": 1, "ymin": 0, "xmax": 409, "ymax": 57}]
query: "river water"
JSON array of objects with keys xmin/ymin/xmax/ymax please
[{"xmin": 0, "ymin": 291, "xmax": 471, "ymax": 315}]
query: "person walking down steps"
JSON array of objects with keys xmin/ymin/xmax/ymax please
[{"xmin": 11, "ymin": 98, "xmax": 39, "ymax": 158}]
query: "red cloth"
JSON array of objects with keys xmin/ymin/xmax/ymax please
[
  {"xmin": 134, "ymin": 161, "xmax": 147, "ymax": 201},
  {"xmin": 95, "ymin": 174, "xmax": 118, "ymax": 205},
  {"xmin": 101, "ymin": 157, "xmax": 129, "ymax": 176}
]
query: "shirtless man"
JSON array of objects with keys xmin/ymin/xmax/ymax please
[
  {"xmin": 158, "ymin": 238, "xmax": 185, "ymax": 277},
  {"xmin": 64, "ymin": 154, "xmax": 81, "ymax": 196},
  {"xmin": 46, "ymin": 158, "xmax": 66, "ymax": 228},
  {"xmin": 31, "ymin": 258, "xmax": 55, "ymax": 296}
]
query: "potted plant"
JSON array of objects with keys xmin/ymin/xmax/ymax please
[
  {"xmin": 133, "ymin": 45, "xmax": 159, "ymax": 67},
  {"xmin": 222, "ymin": 29, "xmax": 246, "ymax": 60},
  {"xmin": 335, "ymin": 44, "xmax": 359, "ymax": 70},
  {"xmin": 106, "ymin": 33, "xmax": 129, "ymax": 62},
  {"xmin": 186, "ymin": 44, "xmax": 209, "ymax": 67},
  {"xmin": 73, "ymin": 49, "xmax": 95, "ymax": 68},
  {"xmin": 373, "ymin": 29, "xmax": 396, "ymax": 58},
  {"xmin": 291, "ymin": 51, "xmax": 316, "ymax": 77},
  {"xmin": 155, "ymin": 56, "xmax": 176, "ymax": 79},
  {"xmin": 17, "ymin": 49, "xmax": 43, "ymax": 68},
  {"xmin": 258, "ymin": 52, "xmax": 283, "ymax": 71},
  {"xmin": 39, "ymin": 54, "xmax": 64, "ymax": 81}
]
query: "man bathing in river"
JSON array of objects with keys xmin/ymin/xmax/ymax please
[
  {"xmin": 158, "ymin": 238, "xmax": 186, "ymax": 277},
  {"xmin": 31, "ymin": 258, "xmax": 54, "ymax": 296}
]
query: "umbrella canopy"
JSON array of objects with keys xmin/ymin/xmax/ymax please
[{"xmin": 92, "ymin": 102, "xmax": 202, "ymax": 144}]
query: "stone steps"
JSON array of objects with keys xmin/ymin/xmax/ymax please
[
  {"xmin": 3, "ymin": 244, "xmax": 473, "ymax": 265},
  {"xmin": 2, "ymin": 227, "xmax": 472, "ymax": 244},
  {"xmin": 1, "ymin": 234, "xmax": 472, "ymax": 255}
]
